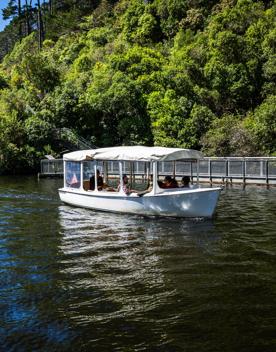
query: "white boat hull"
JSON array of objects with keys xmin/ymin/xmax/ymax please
[{"xmin": 58, "ymin": 187, "xmax": 221, "ymax": 218}]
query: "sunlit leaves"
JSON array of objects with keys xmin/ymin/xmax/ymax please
[{"xmin": 1, "ymin": 0, "xmax": 276, "ymax": 174}]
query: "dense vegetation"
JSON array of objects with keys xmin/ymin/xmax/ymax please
[{"xmin": 0, "ymin": 0, "xmax": 275, "ymax": 174}]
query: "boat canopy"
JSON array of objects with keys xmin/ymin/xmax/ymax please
[{"xmin": 63, "ymin": 146, "xmax": 203, "ymax": 162}]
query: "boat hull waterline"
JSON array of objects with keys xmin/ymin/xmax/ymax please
[{"xmin": 59, "ymin": 187, "xmax": 221, "ymax": 218}]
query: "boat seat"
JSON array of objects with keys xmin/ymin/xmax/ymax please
[{"xmin": 83, "ymin": 180, "xmax": 90, "ymax": 191}]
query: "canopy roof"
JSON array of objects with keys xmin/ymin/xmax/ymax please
[{"xmin": 63, "ymin": 146, "xmax": 203, "ymax": 162}]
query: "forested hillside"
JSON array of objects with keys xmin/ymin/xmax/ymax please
[{"xmin": 0, "ymin": 0, "xmax": 275, "ymax": 174}]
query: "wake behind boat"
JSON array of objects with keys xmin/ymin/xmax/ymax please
[{"xmin": 58, "ymin": 146, "xmax": 222, "ymax": 218}]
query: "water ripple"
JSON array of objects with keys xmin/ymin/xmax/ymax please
[{"xmin": 1, "ymin": 177, "xmax": 276, "ymax": 351}]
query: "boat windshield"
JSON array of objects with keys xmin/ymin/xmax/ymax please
[
  {"xmin": 65, "ymin": 161, "xmax": 81, "ymax": 188},
  {"xmin": 82, "ymin": 160, "xmax": 104, "ymax": 191},
  {"xmin": 81, "ymin": 161, "xmax": 151, "ymax": 193},
  {"xmin": 64, "ymin": 159, "xmax": 196, "ymax": 193}
]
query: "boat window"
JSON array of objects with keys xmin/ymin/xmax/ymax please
[
  {"xmin": 65, "ymin": 162, "xmax": 81, "ymax": 188},
  {"xmin": 83, "ymin": 161, "xmax": 95, "ymax": 191},
  {"xmin": 157, "ymin": 161, "xmax": 179, "ymax": 188},
  {"xmin": 107, "ymin": 161, "xmax": 120, "ymax": 191},
  {"xmin": 159, "ymin": 161, "xmax": 174, "ymax": 176},
  {"xmin": 104, "ymin": 161, "xmax": 151, "ymax": 192},
  {"xmin": 83, "ymin": 161, "xmax": 95, "ymax": 180},
  {"xmin": 131, "ymin": 161, "xmax": 150, "ymax": 191},
  {"xmin": 176, "ymin": 161, "xmax": 192, "ymax": 175},
  {"xmin": 83, "ymin": 161, "xmax": 104, "ymax": 191}
]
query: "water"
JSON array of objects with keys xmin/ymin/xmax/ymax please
[{"xmin": 0, "ymin": 176, "xmax": 276, "ymax": 352}]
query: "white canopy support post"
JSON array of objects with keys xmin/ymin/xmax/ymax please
[
  {"xmin": 190, "ymin": 161, "xmax": 193, "ymax": 185},
  {"xmin": 146, "ymin": 162, "xmax": 150, "ymax": 184},
  {"xmin": 94, "ymin": 163, "xmax": 98, "ymax": 192},
  {"xmin": 80, "ymin": 162, "xmax": 84, "ymax": 190},
  {"xmin": 197, "ymin": 159, "xmax": 199, "ymax": 185},
  {"xmin": 143, "ymin": 162, "xmax": 146, "ymax": 182},
  {"xmin": 152, "ymin": 161, "xmax": 158, "ymax": 195},
  {"xmin": 173, "ymin": 160, "xmax": 176, "ymax": 179},
  {"xmin": 119, "ymin": 161, "xmax": 124, "ymax": 194},
  {"xmin": 130, "ymin": 162, "xmax": 133, "ymax": 189},
  {"xmin": 63, "ymin": 160, "xmax": 66, "ymax": 188},
  {"xmin": 103, "ymin": 161, "xmax": 108, "ymax": 184}
]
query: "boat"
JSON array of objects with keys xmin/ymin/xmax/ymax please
[{"xmin": 58, "ymin": 146, "xmax": 222, "ymax": 218}]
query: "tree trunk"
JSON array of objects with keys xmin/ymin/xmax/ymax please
[
  {"xmin": 24, "ymin": 0, "xmax": 31, "ymax": 35},
  {"xmin": 43, "ymin": 0, "xmax": 46, "ymax": 37},
  {"xmin": 18, "ymin": 0, "xmax": 22, "ymax": 38},
  {"xmin": 37, "ymin": 0, "xmax": 44, "ymax": 49},
  {"xmin": 49, "ymin": 0, "xmax": 53, "ymax": 15}
]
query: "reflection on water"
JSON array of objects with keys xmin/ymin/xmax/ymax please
[
  {"xmin": 58, "ymin": 206, "xmax": 219, "ymax": 326},
  {"xmin": 1, "ymin": 176, "xmax": 276, "ymax": 351}
]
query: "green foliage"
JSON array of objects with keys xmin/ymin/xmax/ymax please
[
  {"xmin": 253, "ymin": 95, "xmax": 276, "ymax": 154},
  {"xmin": 147, "ymin": 89, "xmax": 192, "ymax": 147},
  {"xmin": 2, "ymin": 32, "xmax": 38, "ymax": 69},
  {"xmin": 186, "ymin": 104, "xmax": 216, "ymax": 149},
  {"xmin": 2, "ymin": 0, "xmax": 17, "ymax": 21},
  {"xmin": 24, "ymin": 114, "xmax": 53, "ymax": 146},
  {"xmin": 110, "ymin": 45, "xmax": 165, "ymax": 78},
  {"xmin": 0, "ymin": 111, "xmax": 27, "ymax": 173},
  {"xmin": 154, "ymin": 0, "xmax": 189, "ymax": 38},
  {"xmin": 1, "ymin": 0, "xmax": 276, "ymax": 174},
  {"xmin": 21, "ymin": 54, "xmax": 60, "ymax": 94},
  {"xmin": 0, "ymin": 72, "xmax": 8, "ymax": 89},
  {"xmin": 87, "ymin": 27, "xmax": 113, "ymax": 46},
  {"xmin": 121, "ymin": 0, "xmax": 146, "ymax": 41},
  {"xmin": 201, "ymin": 114, "xmax": 256, "ymax": 156},
  {"xmin": 86, "ymin": 64, "xmax": 153, "ymax": 145}
]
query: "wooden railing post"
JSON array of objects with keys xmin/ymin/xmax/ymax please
[
  {"xmin": 209, "ymin": 159, "xmax": 212, "ymax": 184},
  {"xmin": 265, "ymin": 160, "xmax": 269, "ymax": 187},
  {"xmin": 242, "ymin": 158, "xmax": 246, "ymax": 186},
  {"xmin": 225, "ymin": 159, "xmax": 229, "ymax": 185}
]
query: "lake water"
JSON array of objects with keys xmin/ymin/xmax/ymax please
[{"xmin": 0, "ymin": 176, "xmax": 276, "ymax": 352}]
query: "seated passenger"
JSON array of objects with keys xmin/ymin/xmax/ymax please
[
  {"xmin": 158, "ymin": 179, "xmax": 165, "ymax": 188},
  {"xmin": 137, "ymin": 175, "xmax": 153, "ymax": 197},
  {"xmin": 90, "ymin": 169, "xmax": 104, "ymax": 190},
  {"xmin": 170, "ymin": 177, "xmax": 179, "ymax": 188},
  {"xmin": 181, "ymin": 175, "xmax": 190, "ymax": 188},
  {"xmin": 117, "ymin": 174, "xmax": 138, "ymax": 195},
  {"xmin": 68, "ymin": 173, "xmax": 80, "ymax": 188},
  {"xmin": 162, "ymin": 175, "xmax": 178, "ymax": 188},
  {"xmin": 117, "ymin": 174, "xmax": 130, "ymax": 195}
]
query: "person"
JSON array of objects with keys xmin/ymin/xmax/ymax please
[
  {"xmin": 90, "ymin": 169, "xmax": 104, "ymax": 190},
  {"xmin": 137, "ymin": 175, "xmax": 153, "ymax": 197},
  {"xmin": 158, "ymin": 175, "xmax": 170, "ymax": 188},
  {"xmin": 117, "ymin": 174, "xmax": 131, "ymax": 195},
  {"xmin": 170, "ymin": 177, "xmax": 178, "ymax": 188},
  {"xmin": 160, "ymin": 175, "xmax": 178, "ymax": 188},
  {"xmin": 181, "ymin": 175, "xmax": 190, "ymax": 188},
  {"xmin": 158, "ymin": 179, "xmax": 165, "ymax": 188},
  {"xmin": 69, "ymin": 172, "xmax": 79, "ymax": 187},
  {"xmin": 117, "ymin": 174, "xmax": 139, "ymax": 195}
]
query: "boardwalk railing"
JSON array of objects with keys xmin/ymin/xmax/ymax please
[
  {"xmin": 39, "ymin": 157, "xmax": 276, "ymax": 185},
  {"xmin": 191, "ymin": 157, "xmax": 276, "ymax": 185},
  {"xmin": 40, "ymin": 159, "xmax": 63, "ymax": 176}
]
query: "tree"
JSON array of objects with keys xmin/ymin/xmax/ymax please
[
  {"xmin": 147, "ymin": 89, "xmax": 194, "ymax": 147},
  {"xmin": 1, "ymin": 0, "xmax": 276, "ymax": 175},
  {"xmin": 36, "ymin": 0, "xmax": 44, "ymax": 48},
  {"xmin": 253, "ymin": 95, "xmax": 276, "ymax": 154},
  {"xmin": 2, "ymin": 0, "xmax": 22, "ymax": 37}
]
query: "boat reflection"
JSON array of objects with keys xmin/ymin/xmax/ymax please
[{"xmin": 57, "ymin": 205, "xmax": 220, "ymax": 323}]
